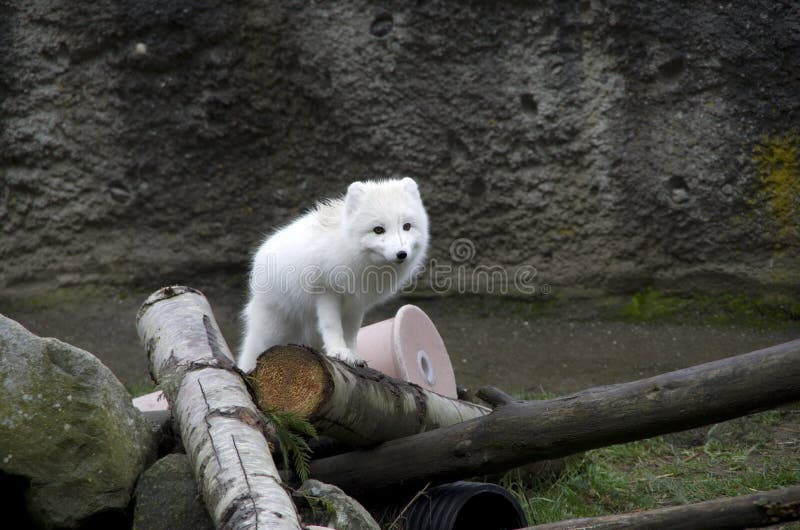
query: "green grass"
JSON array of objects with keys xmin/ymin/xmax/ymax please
[
  {"xmin": 618, "ymin": 288, "xmax": 800, "ymax": 329},
  {"xmin": 501, "ymin": 408, "xmax": 800, "ymax": 527},
  {"xmin": 125, "ymin": 379, "xmax": 157, "ymax": 397}
]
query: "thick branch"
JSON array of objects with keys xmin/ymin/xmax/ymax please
[
  {"xmin": 137, "ymin": 286, "xmax": 302, "ymax": 530},
  {"xmin": 309, "ymin": 339, "xmax": 800, "ymax": 497},
  {"xmin": 248, "ymin": 345, "xmax": 490, "ymax": 447},
  {"xmin": 523, "ymin": 485, "xmax": 800, "ymax": 529}
]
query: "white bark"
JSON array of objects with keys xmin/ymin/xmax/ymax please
[
  {"xmin": 137, "ymin": 286, "xmax": 302, "ymax": 530},
  {"xmin": 249, "ymin": 345, "xmax": 491, "ymax": 447}
]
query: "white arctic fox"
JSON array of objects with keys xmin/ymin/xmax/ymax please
[{"xmin": 238, "ymin": 177, "xmax": 429, "ymax": 372}]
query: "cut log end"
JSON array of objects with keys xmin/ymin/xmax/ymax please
[{"xmin": 249, "ymin": 345, "xmax": 330, "ymax": 418}]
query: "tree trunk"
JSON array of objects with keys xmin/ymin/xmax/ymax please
[
  {"xmin": 523, "ymin": 485, "xmax": 800, "ymax": 529},
  {"xmin": 308, "ymin": 339, "xmax": 800, "ymax": 497},
  {"xmin": 247, "ymin": 344, "xmax": 491, "ymax": 447},
  {"xmin": 137, "ymin": 286, "xmax": 302, "ymax": 530}
]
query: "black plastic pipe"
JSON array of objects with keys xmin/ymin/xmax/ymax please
[{"xmin": 404, "ymin": 481, "xmax": 527, "ymax": 530}]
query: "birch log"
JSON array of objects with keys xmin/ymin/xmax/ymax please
[
  {"xmin": 309, "ymin": 339, "xmax": 800, "ymax": 497},
  {"xmin": 137, "ymin": 286, "xmax": 302, "ymax": 530},
  {"xmin": 523, "ymin": 485, "xmax": 800, "ymax": 529},
  {"xmin": 247, "ymin": 345, "xmax": 491, "ymax": 447}
]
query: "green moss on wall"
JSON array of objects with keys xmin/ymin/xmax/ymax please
[
  {"xmin": 619, "ymin": 288, "xmax": 800, "ymax": 329},
  {"xmin": 752, "ymin": 131, "xmax": 800, "ymax": 241}
]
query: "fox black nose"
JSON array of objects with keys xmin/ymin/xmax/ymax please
[{"xmin": 396, "ymin": 250, "xmax": 407, "ymax": 261}]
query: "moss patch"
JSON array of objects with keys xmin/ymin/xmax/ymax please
[
  {"xmin": 618, "ymin": 288, "xmax": 800, "ymax": 329},
  {"xmin": 618, "ymin": 288, "xmax": 685, "ymax": 322},
  {"xmin": 752, "ymin": 131, "xmax": 800, "ymax": 241}
]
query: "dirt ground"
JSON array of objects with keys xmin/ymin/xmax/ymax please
[{"xmin": 2, "ymin": 279, "xmax": 799, "ymax": 396}]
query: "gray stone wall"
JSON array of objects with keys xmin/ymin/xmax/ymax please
[{"xmin": 2, "ymin": 1, "xmax": 798, "ymax": 294}]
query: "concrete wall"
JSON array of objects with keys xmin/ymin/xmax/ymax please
[{"xmin": 2, "ymin": 1, "xmax": 798, "ymax": 295}]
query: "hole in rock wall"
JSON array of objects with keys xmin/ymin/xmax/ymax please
[
  {"xmin": 370, "ymin": 13, "xmax": 393, "ymax": 37},
  {"xmin": 519, "ymin": 93, "xmax": 538, "ymax": 117}
]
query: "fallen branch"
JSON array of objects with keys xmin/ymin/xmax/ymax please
[
  {"xmin": 309, "ymin": 339, "xmax": 800, "ymax": 497},
  {"xmin": 523, "ymin": 485, "xmax": 800, "ymax": 529},
  {"xmin": 248, "ymin": 345, "xmax": 491, "ymax": 447},
  {"xmin": 137, "ymin": 286, "xmax": 302, "ymax": 530}
]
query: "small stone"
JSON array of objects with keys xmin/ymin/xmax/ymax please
[{"xmin": 294, "ymin": 479, "xmax": 380, "ymax": 530}]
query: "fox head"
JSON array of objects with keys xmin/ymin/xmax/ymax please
[{"xmin": 344, "ymin": 177, "xmax": 430, "ymax": 269}]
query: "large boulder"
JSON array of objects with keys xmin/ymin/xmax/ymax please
[
  {"xmin": 0, "ymin": 314, "xmax": 157, "ymax": 528},
  {"xmin": 0, "ymin": 1, "xmax": 798, "ymax": 294}
]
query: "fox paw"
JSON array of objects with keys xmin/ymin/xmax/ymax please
[{"xmin": 328, "ymin": 349, "xmax": 368, "ymax": 368}]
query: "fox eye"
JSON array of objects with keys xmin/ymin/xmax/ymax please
[
  {"xmin": 373, "ymin": 226, "xmax": 385, "ymax": 234},
  {"xmin": 403, "ymin": 223, "xmax": 412, "ymax": 231}
]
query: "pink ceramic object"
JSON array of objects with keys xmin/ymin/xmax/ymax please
[
  {"xmin": 357, "ymin": 304, "xmax": 458, "ymax": 398},
  {"xmin": 132, "ymin": 390, "xmax": 168, "ymax": 412}
]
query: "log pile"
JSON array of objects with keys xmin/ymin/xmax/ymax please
[
  {"xmin": 137, "ymin": 286, "xmax": 800, "ymax": 530},
  {"xmin": 309, "ymin": 337, "xmax": 800, "ymax": 496}
]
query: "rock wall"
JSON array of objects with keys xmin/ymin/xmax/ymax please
[{"xmin": 2, "ymin": 0, "xmax": 798, "ymax": 294}]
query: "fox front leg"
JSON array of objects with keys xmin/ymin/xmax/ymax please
[{"xmin": 315, "ymin": 294, "xmax": 367, "ymax": 367}]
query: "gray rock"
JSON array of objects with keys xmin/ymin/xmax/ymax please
[
  {"xmin": 1, "ymin": 2, "xmax": 798, "ymax": 295},
  {"xmin": 0, "ymin": 314, "xmax": 156, "ymax": 528},
  {"xmin": 295, "ymin": 479, "xmax": 380, "ymax": 530},
  {"xmin": 133, "ymin": 453, "xmax": 213, "ymax": 530}
]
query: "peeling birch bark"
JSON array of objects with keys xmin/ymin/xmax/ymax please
[
  {"xmin": 137, "ymin": 286, "xmax": 302, "ymax": 530},
  {"xmin": 248, "ymin": 344, "xmax": 491, "ymax": 447}
]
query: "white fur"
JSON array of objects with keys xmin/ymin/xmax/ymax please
[{"xmin": 238, "ymin": 177, "xmax": 429, "ymax": 372}]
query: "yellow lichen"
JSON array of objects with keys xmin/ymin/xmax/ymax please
[{"xmin": 752, "ymin": 131, "xmax": 800, "ymax": 240}]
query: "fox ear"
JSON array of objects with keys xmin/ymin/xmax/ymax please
[
  {"xmin": 345, "ymin": 181, "xmax": 366, "ymax": 215},
  {"xmin": 400, "ymin": 177, "xmax": 420, "ymax": 198}
]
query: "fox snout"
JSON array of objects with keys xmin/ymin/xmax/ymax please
[{"xmin": 396, "ymin": 250, "xmax": 407, "ymax": 261}]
